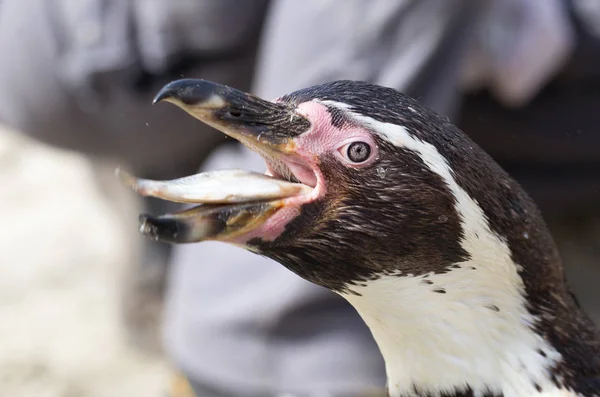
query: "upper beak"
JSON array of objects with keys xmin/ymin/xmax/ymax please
[
  {"xmin": 153, "ymin": 79, "xmax": 310, "ymax": 155},
  {"xmin": 120, "ymin": 79, "xmax": 314, "ymax": 244}
]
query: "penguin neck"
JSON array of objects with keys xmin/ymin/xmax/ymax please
[
  {"xmin": 341, "ymin": 258, "xmax": 567, "ymax": 397},
  {"xmin": 330, "ymin": 114, "xmax": 595, "ymax": 396}
]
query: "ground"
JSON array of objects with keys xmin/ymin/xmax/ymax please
[{"xmin": 0, "ymin": 126, "xmax": 171, "ymax": 397}]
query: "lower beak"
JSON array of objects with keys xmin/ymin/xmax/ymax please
[
  {"xmin": 120, "ymin": 79, "xmax": 312, "ymax": 243},
  {"xmin": 138, "ymin": 200, "xmax": 284, "ymax": 244},
  {"xmin": 118, "ymin": 168, "xmax": 310, "ymax": 243}
]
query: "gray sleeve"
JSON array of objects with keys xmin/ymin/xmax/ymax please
[
  {"xmin": 0, "ymin": 0, "xmax": 268, "ymax": 177},
  {"xmin": 53, "ymin": 0, "xmax": 268, "ymax": 93},
  {"xmin": 133, "ymin": 0, "xmax": 270, "ymax": 74},
  {"xmin": 254, "ymin": 0, "xmax": 486, "ymax": 118}
]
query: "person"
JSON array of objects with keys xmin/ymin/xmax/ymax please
[
  {"xmin": 0, "ymin": 0, "xmax": 269, "ymax": 353},
  {"xmin": 165, "ymin": 1, "xmax": 600, "ymax": 396}
]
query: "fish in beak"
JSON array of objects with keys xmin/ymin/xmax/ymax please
[{"xmin": 120, "ymin": 79, "xmax": 321, "ymax": 245}]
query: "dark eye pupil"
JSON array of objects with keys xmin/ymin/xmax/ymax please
[{"xmin": 347, "ymin": 142, "xmax": 371, "ymax": 163}]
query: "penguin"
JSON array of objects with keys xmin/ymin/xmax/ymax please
[{"xmin": 121, "ymin": 79, "xmax": 600, "ymax": 397}]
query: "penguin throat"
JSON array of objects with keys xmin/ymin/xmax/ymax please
[{"xmin": 340, "ymin": 265, "xmax": 567, "ymax": 397}]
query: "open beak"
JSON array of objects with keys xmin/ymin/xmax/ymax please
[{"xmin": 120, "ymin": 79, "xmax": 314, "ymax": 244}]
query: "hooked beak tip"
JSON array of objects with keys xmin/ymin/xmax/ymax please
[
  {"xmin": 152, "ymin": 84, "xmax": 177, "ymax": 105},
  {"xmin": 152, "ymin": 79, "xmax": 228, "ymax": 109},
  {"xmin": 152, "ymin": 93, "xmax": 165, "ymax": 105}
]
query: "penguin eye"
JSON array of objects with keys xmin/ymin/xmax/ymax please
[{"xmin": 342, "ymin": 141, "xmax": 371, "ymax": 163}]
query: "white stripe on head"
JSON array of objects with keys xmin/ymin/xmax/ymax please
[{"xmin": 320, "ymin": 101, "xmax": 567, "ymax": 397}]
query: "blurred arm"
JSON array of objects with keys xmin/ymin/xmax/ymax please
[{"xmin": 0, "ymin": 0, "xmax": 268, "ymax": 178}]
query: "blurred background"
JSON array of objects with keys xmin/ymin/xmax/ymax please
[{"xmin": 0, "ymin": 1, "xmax": 599, "ymax": 396}]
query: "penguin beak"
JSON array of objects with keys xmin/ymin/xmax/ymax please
[
  {"xmin": 121, "ymin": 79, "xmax": 318, "ymax": 244},
  {"xmin": 153, "ymin": 79, "xmax": 310, "ymax": 156}
]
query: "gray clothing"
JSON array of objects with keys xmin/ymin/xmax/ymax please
[
  {"xmin": 0, "ymin": 0, "xmax": 268, "ymax": 178},
  {"xmin": 255, "ymin": 0, "xmax": 484, "ymax": 117}
]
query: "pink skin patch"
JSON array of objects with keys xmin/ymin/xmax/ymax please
[
  {"xmin": 228, "ymin": 205, "xmax": 301, "ymax": 244},
  {"xmin": 294, "ymin": 101, "xmax": 379, "ymax": 169},
  {"xmin": 229, "ymin": 100, "xmax": 378, "ymax": 245}
]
